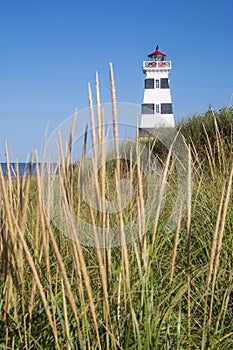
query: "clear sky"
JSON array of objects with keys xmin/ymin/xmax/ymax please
[{"xmin": 0, "ymin": 0, "xmax": 233, "ymax": 161}]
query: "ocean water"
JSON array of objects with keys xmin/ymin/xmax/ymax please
[
  {"xmin": 0, "ymin": 163, "xmax": 38, "ymax": 177},
  {"xmin": 0, "ymin": 163, "xmax": 59, "ymax": 177}
]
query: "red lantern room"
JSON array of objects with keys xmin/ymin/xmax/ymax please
[{"xmin": 148, "ymin": 45, "xmax": 166, "ymax": 62}]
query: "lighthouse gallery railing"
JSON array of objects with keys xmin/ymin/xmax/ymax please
[{"xmin": 143, "ymin": 60, "xmax": 171, "ymax": 69}]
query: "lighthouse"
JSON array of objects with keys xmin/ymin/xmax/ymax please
[{"xmin": 140, "ymin": 45, "xmax": 175, "ymax": 135}]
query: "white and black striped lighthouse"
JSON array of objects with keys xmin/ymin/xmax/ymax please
[{"xmin": 140, "ymin": 45, "xmax": 175, "ymax": 134}]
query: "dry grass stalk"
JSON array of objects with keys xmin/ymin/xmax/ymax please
[
  {"xmin": 201, "ymin": 184, "xmax": 226, "ymax": 349},
  {"xmin": 202, "ymin": 123, "xmax": 215, "ymax": 177},
  {"xmin": 89, "ymin": 206, "xmax": 110, "ymax": 343},
  {"xmin": 169, "ymin": 204, "xmax": 182, "ymax": 285},
  {"xmin": 109, "ymin": 63, "xmax": 136, "ymax": 338},
  {"xmin": 88, "ymin": 82, "xmax": 97, "ymax": 159},
  {"xmin": 4, "ymin": 140, "xmax": 13, "ymax": 202},
  {"xmin": 209, "ymin": 162, "xmax": 233, "ymax": 327},
  {"xmin": 95, "ymin": 71, "xmax": 102, "ymax": 145},
  {"xmin": 186, "ymin": 146, "xmax": 192, "ymax": 348},
  {"xmin": 109, "ymin": 63, "xmax": 120, "ymax": 176},
  {"xmin": 136, "ymin": 122, "xmax": 147, "ymax": 269},
  {"xmin": 61, "ymin": 278, "xmax": 71, "ymax": 350},
  {"xmin": 0, "ymin": 154, "xmax": 21, "ymax": 319},
  {"xmin": 151, "ymin": 144, "xmax": 173, "ymax": 251}
]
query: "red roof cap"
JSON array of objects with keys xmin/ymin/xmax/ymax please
[{"xmin": 148, "ymin": 45, "xmax": 166, "ymax": 58}]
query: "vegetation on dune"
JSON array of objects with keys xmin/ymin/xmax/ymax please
[{"xmin": 0, "ymin": 69, "xmax": 233, "ymax": 349}]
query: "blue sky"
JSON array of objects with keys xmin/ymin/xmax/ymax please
[{"xmin": 0, "ymin": 0, "xmax": 233, "ymax": 161}]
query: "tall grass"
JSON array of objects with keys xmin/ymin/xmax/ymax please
[{"xmin": 0, "ymin": 67, "xmax": 233, "ymax": 349}]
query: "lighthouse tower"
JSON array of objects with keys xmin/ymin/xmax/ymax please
[{"xmin": 140, "ymin": 45, "xmax": 175, "ymax": 134}]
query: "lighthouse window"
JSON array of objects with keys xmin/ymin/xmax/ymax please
[
  {"xmin": 160, "ymin": 78, "xmax": 169, "ymax": 89},
  {"xmin": 156, "ymin": 104, "xmax": 160, "ymax": 113},
  {"xmin": 145, "ymin": 79, "xmax": 154, "ymax": 89},
  {"xmin": 161, "ymin": 103, "xmax": 173, "ymax": 114},
  {"xmin": 156, "ymin": 79, "xmax": 160, "ymax": 88},
  {"xmin": 141, "ymin": 103, "xmax": 154, "ymax": 114}
]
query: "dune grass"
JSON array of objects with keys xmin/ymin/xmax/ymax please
[{"xmin": 0, "ymin": 67, "xmax": 233, "ymax": 349}]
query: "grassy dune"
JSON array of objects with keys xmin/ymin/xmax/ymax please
[{"xmin": 0, "ymin": 70, "xmax": 233, "ymax": 349}]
